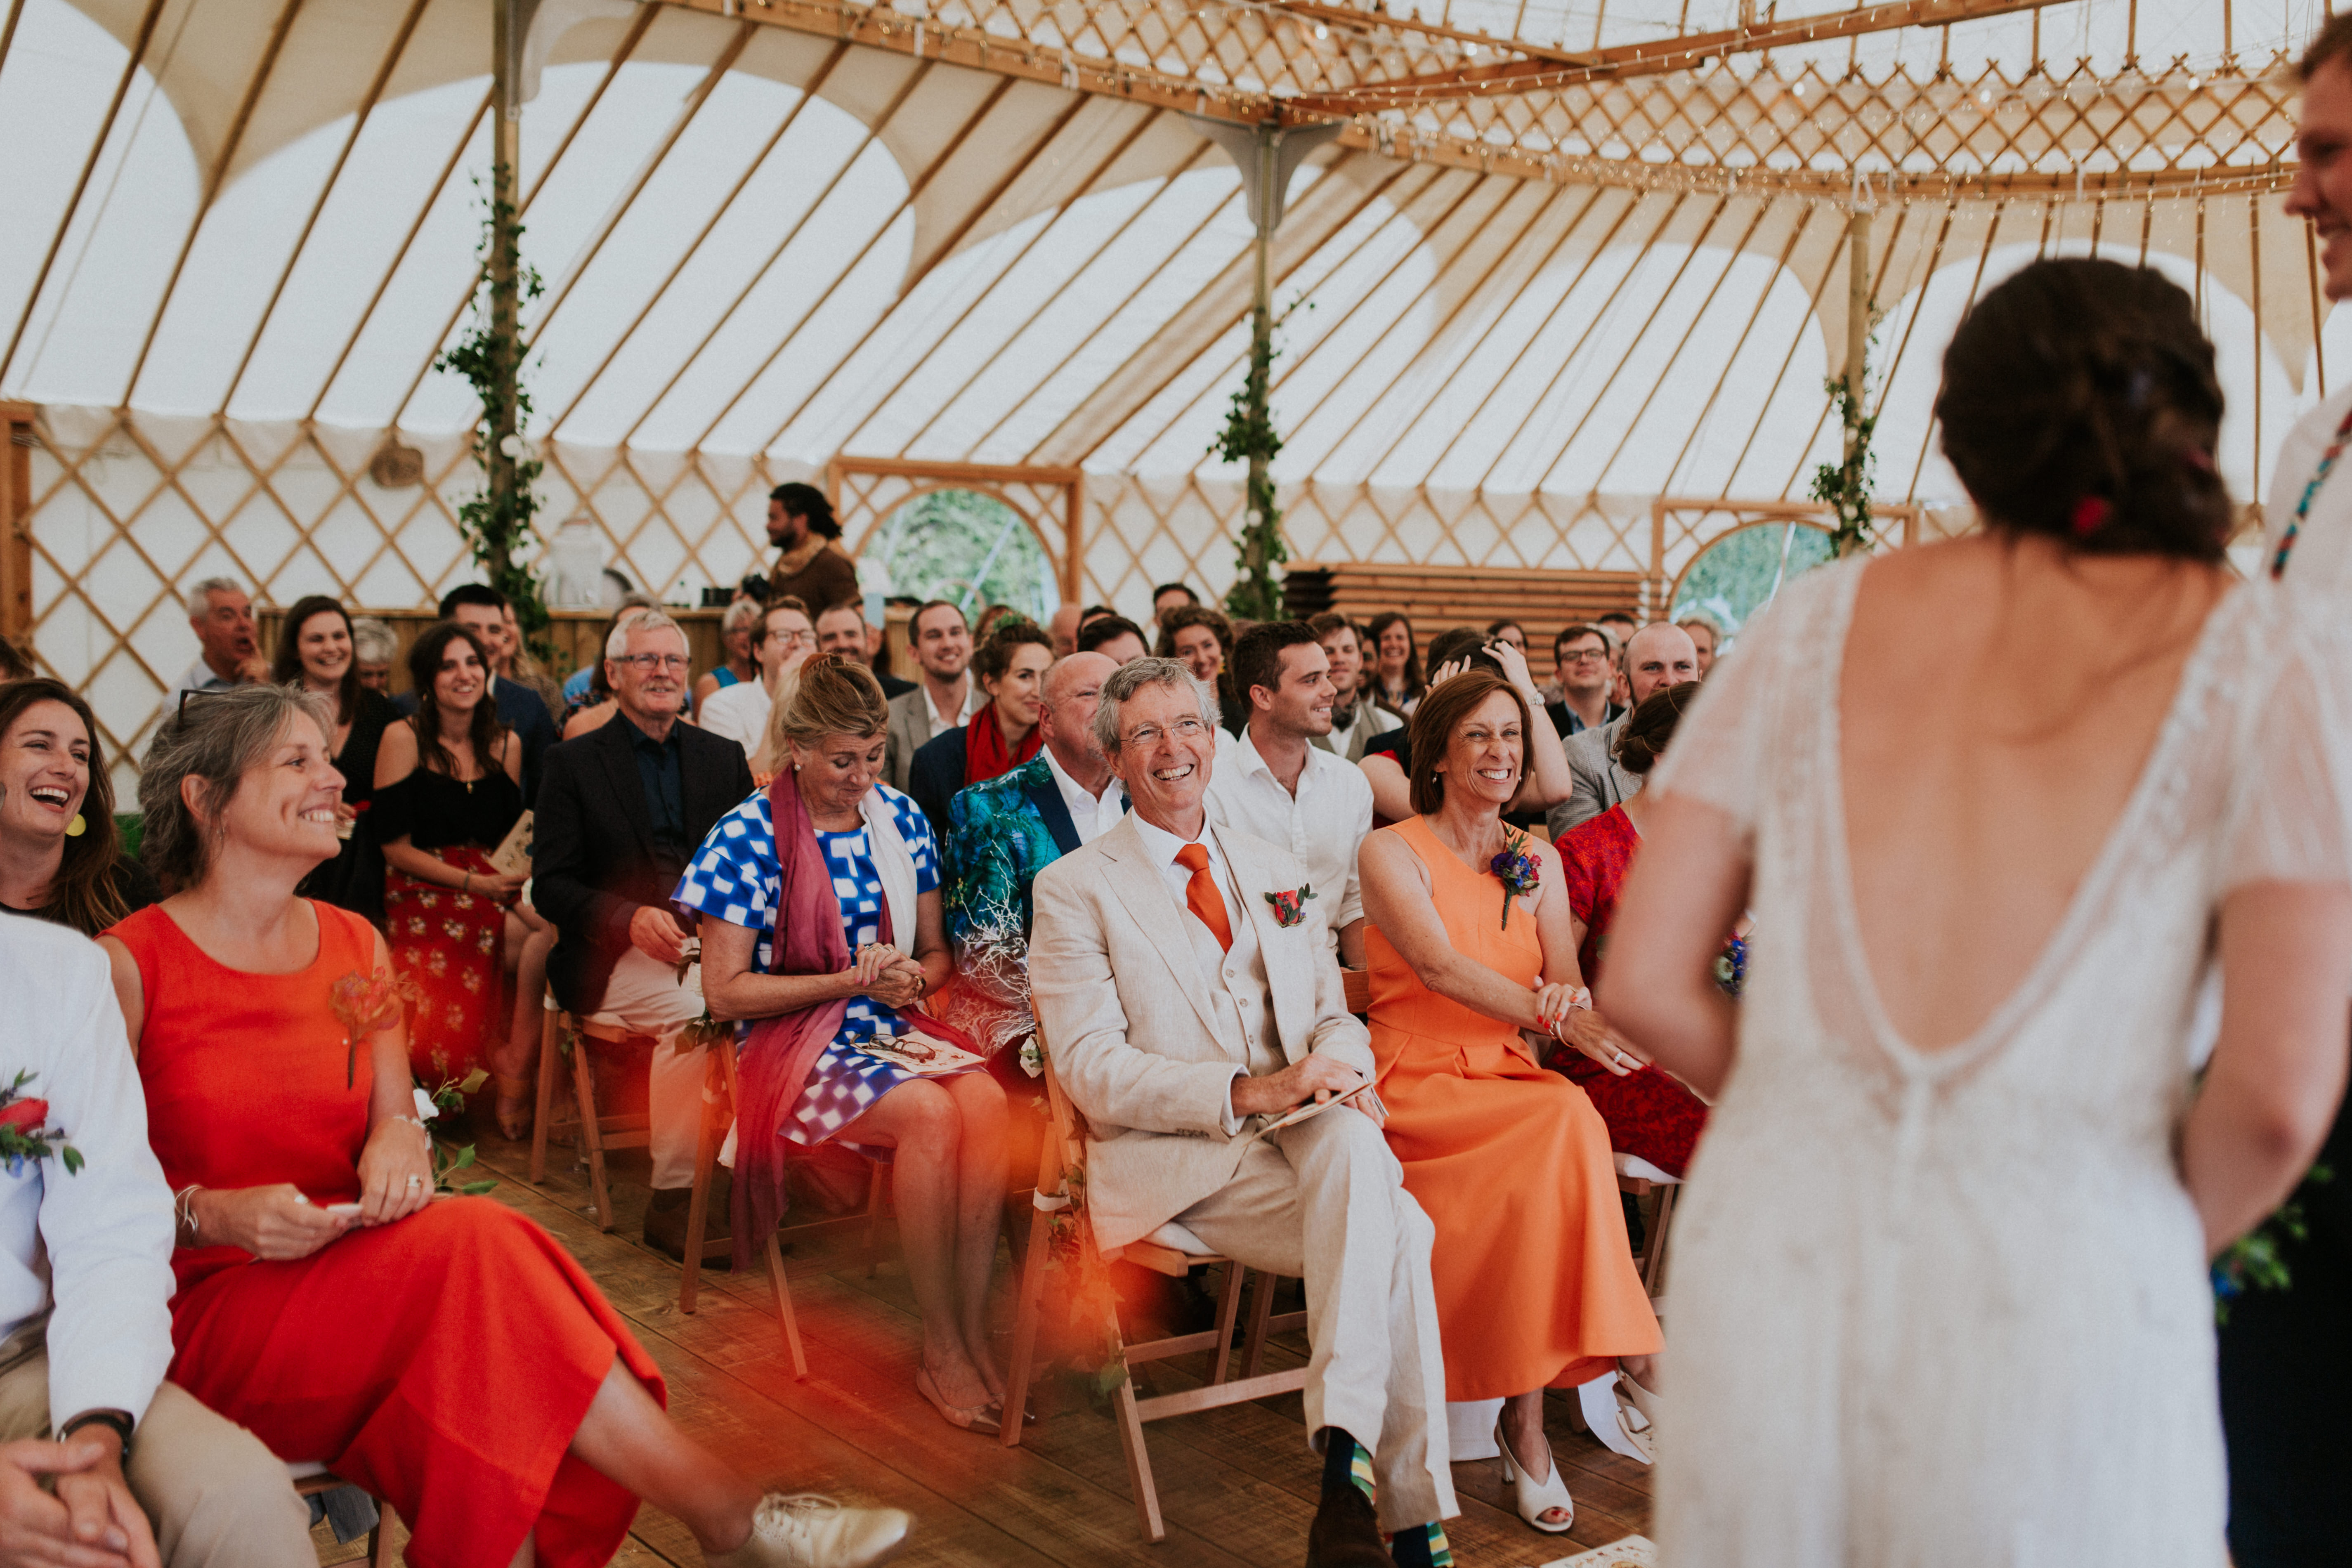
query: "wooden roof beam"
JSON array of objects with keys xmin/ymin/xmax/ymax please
[{"xmin": 1291, "ymin": 0, "xmax": 2075, "ymax": 109}]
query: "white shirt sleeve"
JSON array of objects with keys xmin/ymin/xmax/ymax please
[{"xmin": 9, "ymin": 930, "xmax": 176, "ymax": 1427}]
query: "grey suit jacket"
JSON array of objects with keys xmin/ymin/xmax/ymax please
[
  {"xmin": 1546, "ymin": 713, "xmax": 1641, "ymax": 839},
  {"xmin": 884, "ymin": 686, "xmax": 949, "ymax": 794},
  {"xmin": 1029, "ymin": 815, "xmax": 1374, "ymax": 1251}
]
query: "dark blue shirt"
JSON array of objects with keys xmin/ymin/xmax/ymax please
[{"xmin": 619, "ymin": 713, "xmax": 687, "ymax": 869}]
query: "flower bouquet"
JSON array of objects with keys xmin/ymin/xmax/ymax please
[{"xmin": 0, "ymin": 1072, "xmax": 81, "ymax": 1177}]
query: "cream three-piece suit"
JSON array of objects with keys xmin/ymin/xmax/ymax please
[{"xmin": 1028, "ymin": 813, "xmax": 1456, "ymax": 1532}]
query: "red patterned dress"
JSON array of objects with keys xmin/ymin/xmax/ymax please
[{"xmin": 1555, "ymin": 804, "xmax": 1712, "ymax": 1177}]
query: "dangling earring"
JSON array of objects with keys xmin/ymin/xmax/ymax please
[{"xmin": 64, "ymin": 813, "xmax": 86, "ymax": 838}]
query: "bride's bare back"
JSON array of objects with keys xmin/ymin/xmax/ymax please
[{"xmin": 1839, "ymin": 531, "xmax": 2232, "ymax": 1053}]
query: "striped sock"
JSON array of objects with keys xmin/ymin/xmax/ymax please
[
  {"xmin": 1318, "ymin": 1428, "xmax": 1378, "ymax": 1507},
  {"xmin": 1386, "ymin": 1520, "xmax": 1454, "ymax": 1566}
]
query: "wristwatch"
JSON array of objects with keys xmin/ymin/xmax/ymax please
[{"xmin": 60, "ymin": 1409, "xmax": 134, "ymax": 1462}]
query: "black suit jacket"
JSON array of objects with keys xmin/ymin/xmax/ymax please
[
  {"xmin": 907, "ymin": 724, "xmax": 968, "ymax": 842},
  {"xmin": 395, "ymin": 677, "xmax": 559, "ymax": 805},
  {"xmin": 532, "ymin": 716, "xmax": 754, "ymax": 1016}
]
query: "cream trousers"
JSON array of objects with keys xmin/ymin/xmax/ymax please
[
  {"xmin": 1173, "ymin": 1103, "xmax": 1457, "ymax": 1534},
  {"xmin": 0, "ymin": 1336, "xmax": 314, "ymax": 1568}
]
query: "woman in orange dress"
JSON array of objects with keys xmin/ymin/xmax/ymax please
[
  {"xmin": 1358, "ymin": 668, "xmax": 1662, "ymax": 1539},
  {"xmin": 99, "ymin": 685, "xmax": 910, "ymax": 1568}
]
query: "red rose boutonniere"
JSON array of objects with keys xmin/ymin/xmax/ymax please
[
  {"xmin": 1263, "ymin": 885, "xmax": 1316, "ymax": 928},
  {"xmin": 0, "ymin": 1072, "xmax": 82, "ymax": 1176}
]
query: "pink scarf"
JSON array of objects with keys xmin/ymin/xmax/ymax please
[{"xmin": 727, "ymin": 772, "xmax": 978, "ymax": 1269}]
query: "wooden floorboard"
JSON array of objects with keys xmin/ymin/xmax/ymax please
[{"xmin": 413, "ymin": 1122, "xmax": 1650, "ymax": 1567}]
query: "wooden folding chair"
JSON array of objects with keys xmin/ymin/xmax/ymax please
[
  {"xmin": 1615, "ymin": 1159, "xmax": 1681, "ymax": 1302},
  {"xmin": 529, "ymin": 1002, "xmax": 652, "ymax": 1230},
  {"xmin": 675, "ymin": 1035, "xmax": 893, "ymax": 1382},
  {"xmin": 289, "ymin": 1465, "xmax": 393, "ymax": 1567},
  {"xmin": 999, "ymin": 1025, "xmax": 1309, "ymax": 1543}
]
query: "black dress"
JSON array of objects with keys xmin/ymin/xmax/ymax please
[
  {"xmin": 0, "ymin": 857, "xmax": 159, "ymax": 935},
  {"xmin": 305, "ymin": 690, "xmax": 398, "ymax": 923}
]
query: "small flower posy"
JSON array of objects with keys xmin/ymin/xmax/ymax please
[
  {"xmin": 415, "ymin": 1068, "xmax": 498, "ymax": 1197},
  {"xmin": 1263, "ymin": 884, "xmax": 1316, "ymax": 928},
  {"xmin": 1490, "ymin": 828, "xmax": 1541, "ymax": 930},
  {"xmin": 329, "ymin": 968, "xmax": 425, "ymax": 1089},
  {"xmin": 0, "ymin": 1072, "xmax": 82, "ymax": 1177}
]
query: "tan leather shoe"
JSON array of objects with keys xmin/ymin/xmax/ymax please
[{"xmin": 704, "ymin": 1493, "xmax": 911, "ymax": 1568}]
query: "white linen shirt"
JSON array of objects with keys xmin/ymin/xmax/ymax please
[
  {"xmin": 697, "ymin": 679, "xmax": 773, "ymax": 760},
  {"xmin": 923, "ymin": 678, "xmax": 985, "ymax": 734},
  {"xmin": 2265, "ymin": 383, "xmax": 2352, "ymax": 594},
  {"xmin": 1041, "ymin": 744, "xmax": 1124, "ymax": 845},
  {"xmin": 0, "ymin": 919, "xmax": 175, "ymax": 1426},
  {"xmin": 1205, "ymin": 726, "xmax": 1373, "ymax": 941}
]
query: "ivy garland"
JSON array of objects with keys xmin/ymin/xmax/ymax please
[
  {"xmin": 1809, "ymin": 367, "xmax": 1880, "ymax": 559},
  {"xmin": 1212, "ymin": 300, "xmax": 1306, "ymax": 622},
  {"xmin": 435, "ymin": 169, "xmax": 555, "ymax": 658}
]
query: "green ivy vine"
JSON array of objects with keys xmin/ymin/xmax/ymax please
[
  {"xmin": 434, "ymin": 168, "xmax": 555, "ymax": 656},
  {"xmin": 1809, "ymin": 369, "xmax": 1879, "ymax": 558},
  {"xmin": 1212, "ymin": 300, "xmax": 1306, "ymax": 622}
]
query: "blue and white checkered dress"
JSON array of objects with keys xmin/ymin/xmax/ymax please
[{"xmin": 674, "ymin": 784, "xmax": 962, "ymax": 1150}]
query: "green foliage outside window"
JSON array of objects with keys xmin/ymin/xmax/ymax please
[
  {"xmin": 1670, "ymin": 523, "xmax": 1836, "ymax": 638},
  {"xmin": 867, "ymin": 489, "xmax": 1056, "ymax": 623}
]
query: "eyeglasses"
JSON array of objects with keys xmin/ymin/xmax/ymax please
[
  {"xmin": 1121, "ymin": 717, "xmax": 1208, "ymax": 748},
  {"xmin": 615, "ymin": 654, "xmax": 692, "ymax": 673},
  {"xmin": 177, "ymin": 687, "xmax": 229, "ymax": 715},
  {"xmin": 771, "ymin": 631, "xmax": 816, "ymax": 648},
  {"xmin": 1560, "ymin": 648, "xmax": 1611, "ymax": 665}
]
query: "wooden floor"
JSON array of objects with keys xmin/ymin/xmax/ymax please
[{"xmin": 322, "ymin": 1120, "xmax": 1652, "ymax": 1568}]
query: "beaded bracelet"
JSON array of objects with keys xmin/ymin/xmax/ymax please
[{"xmin": 173, "ymin": 1183, "xmax": 203, "ymax": 1243}]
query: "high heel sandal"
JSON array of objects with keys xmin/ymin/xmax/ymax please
[
  {"xmin": 916, "ymin": 1366, "xmax": 1002, "ymax": 1436},
  {"xmin": 1576, "ymin": 1372, "xmax": 1655, "ymax": 1466},
  {"xmin": 490, "ymin": 1073, "xmax": 532, "ymax": 1141},
  {"xmin": 1494, "ymin": 1420, "xmax": 1575, "ymax": 1534}
]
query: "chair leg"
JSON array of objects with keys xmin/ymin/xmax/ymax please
[
  {"xmin": 572, "ymin": 1036, "xmax": 613, "ymax": 1232},
  {"xmin": 864, "ymin": 1161, "xmax": 888, "ymax": 1279},
  {"xmin": 529, "ymin": 1007, "xmax": 560, "ymax": 1183},
  {"xmin": 765, "ymin": 1232, "xmax": 808, "ymax": 1380},
  {"xmin": 1104, "ymin": 1296, "xmax": 1164, "ymax": 1543},
  {"xmin": 999, "ymin": 1199, "xmax": 1057, "ymax": 1448},
  {"xmin": 681, "ymin": 1070, "xmax": 718, "ymax": 1315},
  {"xmin": 367, "ymin": 1506, "xmax": 396, "ymax": 1568},
  {"xmin": 1240, "ymin": 1266, "xmax": 1280, "ymax": 1381},
  {"xmin": 1644, "ymin": 1185, "xmax": 1677, "ymax": 1301},
  {"xmin": 1207, "ymin": 1261, "xmax": 1247, "ymax": 1386}
]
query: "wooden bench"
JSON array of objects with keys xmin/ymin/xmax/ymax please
[{"xmin": 1282, "ymin": 562, "xmax": 1650, "ymax": 662}]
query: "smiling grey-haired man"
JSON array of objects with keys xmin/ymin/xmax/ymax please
[{"xmin": 1027, "ymin": 656, "xmax": 1454, "ymax": 1568}]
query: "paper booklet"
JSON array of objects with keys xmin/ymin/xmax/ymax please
[
  {"xmin": 1255, "ymin": 1079, "xmax": 1374, "ymax": 1134},
  {"xmin": 855, "ymin": 1027, "xmax": 984, "ymax": 1077},
  {"xmin": 488, "ymin": 810, "xmax": 534, "ymax": 877}
]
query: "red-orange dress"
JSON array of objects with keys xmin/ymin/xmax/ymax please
[
  {"xmin": 1365, "ymin": 816, "xmax": 1662, "ymax": 1400},
  {"xmin": 109, "ymin": 901, "xmax": 665, "ymax": 1568}
]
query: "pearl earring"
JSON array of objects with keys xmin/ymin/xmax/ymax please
[{"xmin": 64, "ymin": 813, "xmax": 86, "ymax": 838}]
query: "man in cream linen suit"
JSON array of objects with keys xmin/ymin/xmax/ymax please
[{"xmin": 1030, "ymin": 658, "xmax": 1454, "ymax": 1568}]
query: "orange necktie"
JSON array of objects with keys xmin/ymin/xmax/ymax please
[{"xmin": 1174, "ymin": 842, "xmax": 1233, "ymax": 953}]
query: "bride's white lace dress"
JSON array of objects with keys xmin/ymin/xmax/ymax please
[{"xmin": 1649, "ymin": 559, "xmax": 2352, "ymax": 1565}]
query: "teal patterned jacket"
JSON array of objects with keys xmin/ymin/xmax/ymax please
[{"xmin": 940, "ymin": 753, "xmax": 1118, "ymax": 1066}]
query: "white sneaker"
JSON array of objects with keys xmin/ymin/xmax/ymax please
[{"xmin": 704, "ymin": 1493, "xmax": 912, "ymax": 1568}]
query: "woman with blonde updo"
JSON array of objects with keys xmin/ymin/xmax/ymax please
[{"xmin": 678, "ymin": 656, "xmax": 1012, "ymax": 1436}]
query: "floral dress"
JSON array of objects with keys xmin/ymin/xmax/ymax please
[{"xmin": 674, "ymin": 783, "xmax": 975, "ymax": 1153}]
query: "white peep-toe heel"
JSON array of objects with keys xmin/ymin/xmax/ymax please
[{"xmin": 1494, "ymin": 1421, "xmax": 1575, "ymax": 1534}]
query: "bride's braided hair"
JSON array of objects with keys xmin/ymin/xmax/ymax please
[{"xmin": 1936, "ymin": 257, "xmax": 2230, "ymax": 562}]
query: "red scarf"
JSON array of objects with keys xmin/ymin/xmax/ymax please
[{"xmin": 963, "ymin": 700, "xmax": 1041, "ymax": 787}]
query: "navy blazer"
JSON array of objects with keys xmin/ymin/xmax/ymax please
[
  {"xmin": 907, "ymin": 724, "xmax": 968, "ymax": 842},
  {"xmin": 531, "ymin": 715, "xmax": 754, "ymax": 1016}
]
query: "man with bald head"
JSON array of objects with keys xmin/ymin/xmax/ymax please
[
  {"xmin": 1546, "ymin": 620, "xmax": 1698, "ymax": 836},
  {"xmin": 940, "ymin": 652, "xmax": 1129, "ymax": 1086}
]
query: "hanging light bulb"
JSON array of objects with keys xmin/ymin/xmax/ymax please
[{"xmin": 1314, "ymin": 21, "xmax": 1327, "ymax": 37}]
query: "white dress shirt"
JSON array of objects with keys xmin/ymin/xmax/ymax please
[
  {"xmin": 1320, "ymin": 699, "xmax": 1402, "ymax": 761},
  {"xmin": 2265, "ymin": 382, "xmax": 2352, "ymax": 593},
  {"xmin": 1205, "ymin": 725, "xmax": 1374, "ymax": 940},
  {"xmin": 171, "ymin": 658, "xmax": 238, "ymax": 701},
  {"xmin": 0, "ymin": 918, "xmax": 176, "ymax": 1426},
  {"xmin": 923, "ymin": 677, "xmax": 985, "ymax": 735},
  {"xmin": 1041, "ymin": 743, "xmax": 1124, "ymax": 845},
  {"xmin": 697, "ymin": 679, "xmax": 773, "ymax": 759}
]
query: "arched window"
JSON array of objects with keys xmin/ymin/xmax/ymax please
[
  {"xmin": 866, "ymin": 489, "xmax": 1055, "ymax": 625},
  {"xmin": 1670, "ymin": 522, "xmax": 1835, "ymax": 640}
]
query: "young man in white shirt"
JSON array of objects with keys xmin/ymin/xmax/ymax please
[
  {"xmin": 1207, "ymin": 621, "xmax": 1375, "ymax": 967},
  {"xmin": 0, "ymin": 917, "xmax": 313, "ymax": 1565},
  {"xmin": 698, "ymin": 599, "xmax": 815, "ymax": 760},
  {"xmin": 884, "ymin": 601, "xmax": 983, "ymax": 792}
]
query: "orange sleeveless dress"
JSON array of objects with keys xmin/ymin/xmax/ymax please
[
  {"xmin": 1365, "ymin": 816, "xmax": 1662, "ymax": 1399},
  {"xmin": 109, "ymin": 901, "xmax": 666, "ymax": 1568}
]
